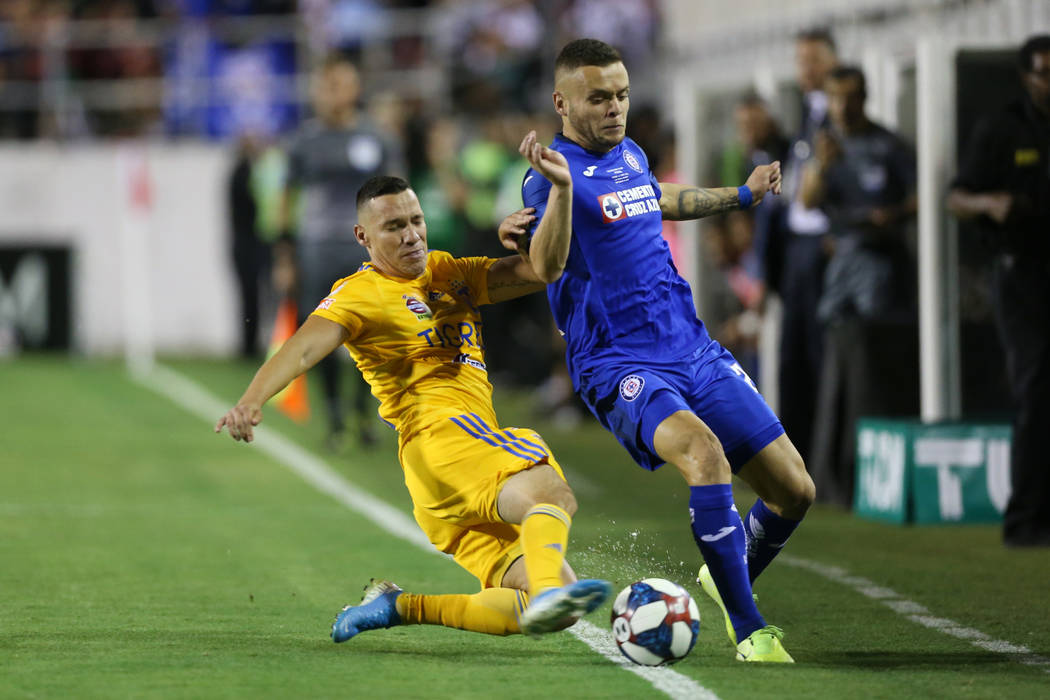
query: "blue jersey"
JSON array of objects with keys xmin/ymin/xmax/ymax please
[{"xmin": 522, "ymin": 135, "xmax": 711, "ymax": 382}]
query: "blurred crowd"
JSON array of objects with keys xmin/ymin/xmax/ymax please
[{"xmin": 6, "ymin": 5, "xmax": 1042, "ymax": 529}]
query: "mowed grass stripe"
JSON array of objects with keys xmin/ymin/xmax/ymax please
[{"xmin": 142, "ymin": 362, "xmax": 718, "ymax": 700}]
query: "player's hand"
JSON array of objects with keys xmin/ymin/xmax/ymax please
[
  {"xmin": 520, "ymin": 130, "xmax": 571, "ymax": 189},
  {"xmin": 498, "ymin": 207, "xmax": 536, "ymax": 254},
  {"xmin": 214, "ymin": 403, "xmax": 263, "ymax": 443},
  {"xmin": 744, "ymin": 160, "xmax": 782, "ymax": 206}
]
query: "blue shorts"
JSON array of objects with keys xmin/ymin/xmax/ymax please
[{"xmin": 576, "ymin": 341, "xmax": 784, "ymax": 473}]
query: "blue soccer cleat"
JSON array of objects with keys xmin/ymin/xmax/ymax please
[
  {"xmin": 519, "ymin": 578, "xmax": 613, "ymax": 637},
  {"xmin": 331, "ymin": 579, "xmax": 403, "ymax": 643}
]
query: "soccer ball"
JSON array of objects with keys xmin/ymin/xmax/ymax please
[{"xmin": 610, "ymin": 578, "xmax": 700, "ymax": 666}]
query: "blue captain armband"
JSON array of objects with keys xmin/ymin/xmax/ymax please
[{"xmin": 737, "ymin": 185, "xmax": 753, "ymax": 210}]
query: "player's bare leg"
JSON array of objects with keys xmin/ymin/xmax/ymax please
[{"xmin": 736, "ymin": 434, "xmax": 814, "ymax": 582}]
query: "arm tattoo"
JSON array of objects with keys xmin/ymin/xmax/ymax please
[{"xmin": 672, "ymin": 187, "xmax": 739, "ymax": 220}]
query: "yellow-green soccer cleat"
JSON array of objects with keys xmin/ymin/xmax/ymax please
[
  {"xmin": 736, "ymin": 625, "xmax": 795, "ymax": 663},
  {"xmin": 697, "ymin": 563, "xmax": 737, "ymax": 645}
]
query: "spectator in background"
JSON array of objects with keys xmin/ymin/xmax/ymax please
[
  {"xmin": 800, "ymin": 66, "xmax": 916, "ymax": 325},
  {"xmin": 772, "ymin": 27, "xmax": 838, "ymax": 466},
  {"xmin": 733, "ymin": 94, "xmax": 789, "ymax": 301},
  {"xmin": 948, "ymin": 34, "xmax": 1050, "ymax": 548},
  {"xmin": 799, "ymin": 65, "xmax": 917, "ymax": 507},
  {"xmin": 279, "ymin": 52, "xmax": 403, "ymax": 452},
  {"xmin": 228, "ymin": 132, "xmax": 274, "ymax": 359}
]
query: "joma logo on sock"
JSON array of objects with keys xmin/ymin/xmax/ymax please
[{"xmin": 700, "ymin": 526, "xmax": 737, "ymax": 543}]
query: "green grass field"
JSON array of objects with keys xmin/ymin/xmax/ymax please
[{"xmin": 2, "ymin": 356, "xmax": 1048, "ymax": 699}]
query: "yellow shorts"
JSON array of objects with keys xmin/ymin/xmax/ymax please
[{"xmin": 398, "ymin": 411, "xmax": 565, "ymax": 589}]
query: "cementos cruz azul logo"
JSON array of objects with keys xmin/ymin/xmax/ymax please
[
  {"xmin": 623, "ymin": 150, "xmax": 643, "ymax": 173},
  {"xmin": 619, "ymin": 374, "xmax": 645, "ymax": 401}
]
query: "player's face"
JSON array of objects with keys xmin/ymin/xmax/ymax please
[
  {"xmin": 312, "ymin": 63, "xmax": 360, "ymax": 122},
  {"xmin": 554, "ymin": 62, "xmax": 630, "ymax": 152},
  {"xmin": 795, "ymin": 39, "xmax": 836, "ymax": 93},
  {"xmin": 354, "ymin": 189, "xmax": 428, "ymax": 279},
  {"xmin": 1024, "ymin": 50, "xmax": 1050, "ymax": 112}
]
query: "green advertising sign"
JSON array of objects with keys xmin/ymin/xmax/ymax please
[{"xmin": 855, "ymin": 420, "xmax": 1012, "ymax": 525}]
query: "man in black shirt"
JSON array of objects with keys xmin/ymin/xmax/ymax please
[
  {"xmin": 799, "ymin": 65, "xmax": 917, "ymax": 506},
  {"xmin": 948, "ymin": 34, "xmax": 1050, "ymax": 547}
]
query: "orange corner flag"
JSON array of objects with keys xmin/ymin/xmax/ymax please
[{"xmin": 268, "ymin": 299, "xmax": 310, "ymax": 423}]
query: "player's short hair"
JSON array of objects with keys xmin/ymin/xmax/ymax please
[
  {"xmin": 796, "ymin": 27, "xmax": 836, "ymax": 54},
  {"xmin": 356, "ymin": 175, "xmax": 410, "ymax": 211},
  {"xmin": 555, "ymin": 39, "xmax": 623, "ymax": 74},
  {"xmin": 1019, "ymin": 34, "xmax": 1050, "ymax": 72},
  {"xmin": 828, "ymin": 65, "xmax": 867, "ymax": 99}
]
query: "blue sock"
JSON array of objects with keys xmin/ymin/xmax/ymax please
[
  {"xmin": 689, "ymin": 484, "xmax": 765, "ymax": 641},
  {"xmin": 744, "ymin": 499, "xmax": 801, "ymax": 584}
]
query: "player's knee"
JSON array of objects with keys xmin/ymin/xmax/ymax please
[
  {"xmin": 543, "ymin": 478, "xmax": 577, "ymax": 517},
  {"xmin": 781, "ymin": 455, "xmax": 815, "ymax": 516},
  {"xmin": 665, "ymin": 429, "xmax": 730, "ymax": 485}
]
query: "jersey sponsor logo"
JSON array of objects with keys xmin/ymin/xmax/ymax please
[
  {"xmin": 598, "ymin": 184, "xmax": 660, "ymax": 223},
  {"xmin": 316, "ymin": 297, "xmax": 335, "ymax": 311},
  {"xmin": 598, "ymin": 193, "xmax": 626, "ymax": 222},
  {"xmin": 619, "ymin": 374, "xmax": 645, "ymax": 401},
  {"xmin": 583, "ymin": 165, "xmax": 597, "ymax": 177},
  {"xmin": 623, "ymin": 150, "xmax": 643, "ymax": 173},
  {"xmin": 452, "ymin": 352, "xmax": 487, "ymax": 371},
  {"xmin": 403, "ymin": 295, "xmax": 433, "ymax": 320}
]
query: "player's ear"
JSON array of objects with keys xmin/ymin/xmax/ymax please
[
  {"xmin": 353, "ymin": 224, "xmax": 368, "ymax": 248},
  {"xmin": 553, "ymin": 91, "xmax": 566, "ymax": 117}
]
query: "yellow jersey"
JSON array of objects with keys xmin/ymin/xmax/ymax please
[{"xmin": 310, "ymin": 250, "xmax": 498, "ymax": 442}]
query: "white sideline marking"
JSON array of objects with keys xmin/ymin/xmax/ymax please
[
  {"xmin": 569, "ymin": 620, "xmax": 719, "ymax": 700},
  {"xmin": 139, "ymin": 364, "xmax": 717, "ymax": 700},
  {"xmin": 780, "ymin": 554, "xmax": 1050, "ymax": 671}
]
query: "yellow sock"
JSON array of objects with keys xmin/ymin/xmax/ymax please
[
  {"xmin": 521, "ymin": 503, "xmax": 572, "ymax": 596},
  {"xmin": 396, "ymin": 588, "xmax": 529, "ymax": 636}
]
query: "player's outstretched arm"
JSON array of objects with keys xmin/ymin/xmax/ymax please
[
  {"xmin": 659, "ymin": 161, "xmax": 782, "ymax": 221},
  {"xmin": 487, "ymin": 207, "xmax": 548, "ymax": 303},
  {"xmin": 214, "ymin": 316, "xmax": 348, "ymax": 443},
  {"xmin": 520, "ymin": 130, "xmax": 572, "ymax": 283}
]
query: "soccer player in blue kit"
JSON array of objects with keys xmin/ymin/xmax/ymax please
[{"xmin": 513, "ymin": 39, "xmax": 815, "ymax": 663}]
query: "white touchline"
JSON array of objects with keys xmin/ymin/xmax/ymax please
[
  {"xmin": 779, "ymin": 554, "xmax": 1050, "ymax": 672},
  {"xmin": 139, "ymin": 364, "xmax": 718, "ymax": 700}
]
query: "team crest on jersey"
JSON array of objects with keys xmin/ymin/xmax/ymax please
[
  {"xmin": 619, "ymin": 374, "xmax": 645, "ymax": 401},
  {"xmin": 598, "ymin": 192, "xmax": 627, "ymax": 223},
  {"xmin": 623, "ymin": 150, "xmax": 643, "ymax": 173},
  {"xmin": 403, "ymin": 295, "xmax": 433, "ymax": 320}
]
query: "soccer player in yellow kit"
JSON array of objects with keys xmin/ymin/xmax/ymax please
[{"xmin": 215, "ymin": 143, "xmax": 611, "ymax": 641}]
